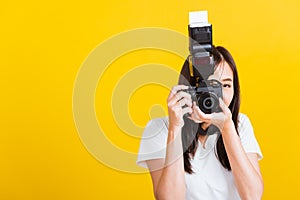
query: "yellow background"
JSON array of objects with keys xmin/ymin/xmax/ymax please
[{"xmin": 1, "ymin": 0, "xmax": 300, "ymax": 199}]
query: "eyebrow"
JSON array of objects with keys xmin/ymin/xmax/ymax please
[{"xmin": 222, "ymin": 78, "xmax": 233, "ymax": 82}]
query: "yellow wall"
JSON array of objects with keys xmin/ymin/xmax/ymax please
[{"xmin": 1, "ymin": 0, "xmax": 300, "ymax": 199}]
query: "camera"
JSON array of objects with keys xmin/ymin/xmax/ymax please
[
  {"xmin": 183, "ymin": 80, "xmax": 222, "ymax": 114},
  {"xmin": 185, "ymin": 11, "xmax": 223, "ymax": 114}
]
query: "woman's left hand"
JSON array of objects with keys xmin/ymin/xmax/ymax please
[{"xmin": 189, "ymin": 98, "xmax": 233, "ymax": 132}]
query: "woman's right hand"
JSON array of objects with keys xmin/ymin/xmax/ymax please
[{"xmin": 167, "ymin": 85, "xmax": 193, "ymax": 130}]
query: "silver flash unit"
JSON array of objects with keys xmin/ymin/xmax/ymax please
[{"xmin": 188, "ymin": 11, "xmax": 214, "ymax": 84}]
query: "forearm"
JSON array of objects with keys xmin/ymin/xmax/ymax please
[
  {"xmin": 222, "ymin": 121, "xmax": 263, "ymax": 200},
  {"xmin": 155, "ymin": 127, "xmax": 186, "ymax": 200}
]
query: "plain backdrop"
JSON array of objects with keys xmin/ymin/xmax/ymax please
[{"xmin": 1, "ymin": 0, "xmax": 300, "ymax": 199}]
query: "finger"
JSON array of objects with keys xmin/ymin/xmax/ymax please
[
  {"xmin": 168, "ymin": 95, "xmax": 191, "ymax": 109},
  {"xmin": 193, "ymin": 102, "xmax": 213, "ymax": 122},
  {"xmin": 175, "ymin": 91, "xmax": 192, "ymax": 101},
  {"xmin": 218, "ymin": 98, "xmax": 230, "ymax": 114},
  {"xmin": 167, "ymin": 85, "xmax": 189, "ymax": 101},
  {"xmin": 187, "ymin": 102, "xmax": 203, "ymax": 123},
  {"xmin": 170, "ymin": 85, "xmax": 189, "ymax": 94},
  {"xmin": 188, "ymin": 116, "xmax": 202, "ymax": 123},
  {"xmin": 179, "ymin": 97, "xmax": 192, "ymax": 107},
  {"xmin": 168, "ymin": 91, "xmax": 192, "ymax": 107},
  {"xmin": 191, "ymin": 102, "xmax": 201, "ymax": 119},
  {"xmin": 168, "ymin": 96, "xmax": 181, "ymax": 108},
  {"xmin": 169, "ymin": 85, "xmax": 189, "ymax": 97},
  {"xmin": 182, "ymin": 107, "xmax": 193, "ymax": 115}
]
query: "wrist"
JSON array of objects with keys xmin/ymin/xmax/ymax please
[
  {"xmin": 168, "ymin": 119, "xmax": 184, "ymax": 133},
  {"xmin": 168, "ymin": 126, "xmax": 182, "ymax": 141},
  {"xmin": 221, "ymin": 120, "xmax": 235, "ymax": 135},
  {"xmin": 169, "ymin": 125, "xmax": 182, "ymax": 132}
]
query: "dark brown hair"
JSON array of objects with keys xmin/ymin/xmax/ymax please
[{"xmin": 179, "ymin": 46, "xmax": 240, "ymax": 173}]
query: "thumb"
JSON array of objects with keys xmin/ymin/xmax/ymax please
[{"xmin": 219, "ymin": 98, "xmax": 230, "ymax": 114}]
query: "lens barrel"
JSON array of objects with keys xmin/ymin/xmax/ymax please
[{"xmin": 197, "ymin": 92, "xmax": 219, "ymax": 114}]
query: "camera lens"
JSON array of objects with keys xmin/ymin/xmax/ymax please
[
  {"xmin": 203, "ymin": 97, "xmax": 214, "ymax": 109},
  {"xmin": 197, "ymin": 92, "xmax": 219, "ymax": 114}
]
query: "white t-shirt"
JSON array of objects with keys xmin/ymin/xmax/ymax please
[{"xmin": 136, "ymin": 113, "xmax": 263, "ymax": 200}]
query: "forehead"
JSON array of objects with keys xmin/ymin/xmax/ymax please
[{"xmin": 209, "ymin": 61, "xmax": 233, "ymax": 80}]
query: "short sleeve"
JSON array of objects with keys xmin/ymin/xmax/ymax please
[
  {"xmin": 136, "ymin": 117, "xmax": 169, "ymax": 168},
  {"xmin": 238, "ymin": 113, "xmax": 263, "ymax": 160}
]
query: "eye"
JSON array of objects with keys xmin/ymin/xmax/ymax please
[{"xmin": 223, "ymin": 84, "xmax": 231, "ymax": 88}]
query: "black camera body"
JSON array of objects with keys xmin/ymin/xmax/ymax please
[
  {"xmin": 186, "ymin": 11, "xmax": 222, "ymax": 114},
  {"xmin": 183, "ymin": 80, "xmax": 222, "ymax": 114}
]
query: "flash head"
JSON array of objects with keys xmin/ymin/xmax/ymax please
[{"xmin": 188, "ymin": 11, "xmax": 214, "ymax": 83}]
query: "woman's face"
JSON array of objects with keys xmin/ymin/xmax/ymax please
[{"xmin": 208, "ymin": 61, "xmax": 234, "ymax": 107}]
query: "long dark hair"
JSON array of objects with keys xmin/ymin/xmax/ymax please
[{"xmin": 179, "ymin": 46, "xmax": 240, "ymax": 173}]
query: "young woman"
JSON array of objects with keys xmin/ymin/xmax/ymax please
[{"xmin": 137, "ymin": 46, "xmax": 264, "ymax": 200}]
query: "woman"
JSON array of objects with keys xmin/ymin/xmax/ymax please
[{"xmin": 137, "ymin": 46, "xmax": 264, "ymax": 199}]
